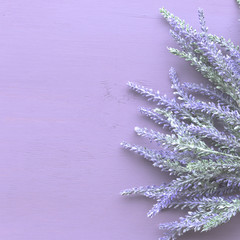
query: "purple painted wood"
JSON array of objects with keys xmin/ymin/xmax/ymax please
[{"xmin": 0, "ymin": 1, "xmax": 239, "ymax": 239}]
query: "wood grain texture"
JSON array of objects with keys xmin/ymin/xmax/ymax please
[{"xmin": 0, "ymin": 0, "xmax": 239, "ymax": 239}]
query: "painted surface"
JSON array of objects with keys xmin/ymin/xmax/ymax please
[{"xmin": 0, "ymin": 1, "xmax": 239, "ymax": 239}]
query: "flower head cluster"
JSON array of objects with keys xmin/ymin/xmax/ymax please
[{"xmin": 121, "ymin": 5, "xmax": 240, "ymax": 240}]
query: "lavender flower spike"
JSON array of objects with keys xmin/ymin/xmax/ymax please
[{"xmin": 121, "ymin": 5, "xmax": 240, "ymax": 240}]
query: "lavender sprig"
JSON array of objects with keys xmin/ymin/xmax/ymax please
[{"xmin": 121, "ymin": 6, "xmax": 240, "ymax": 240}]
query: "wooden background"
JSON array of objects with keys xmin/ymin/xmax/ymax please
[{"xmin": 0, "ymin": 1, "xmax": 239, "ymax": 239}]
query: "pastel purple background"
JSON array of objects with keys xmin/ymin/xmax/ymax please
[{"xmin": 0, "ymin": 1, "xmax": 239, "ymax": 240}]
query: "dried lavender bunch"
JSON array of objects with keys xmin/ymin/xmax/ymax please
[{"xmin": 121, "ymin": 6, "xmax": 240, "ymax": 240}]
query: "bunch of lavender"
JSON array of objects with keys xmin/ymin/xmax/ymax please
[{"xmin": 121, "ymin": 4, "xmax": 240, "ymax": 240}]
